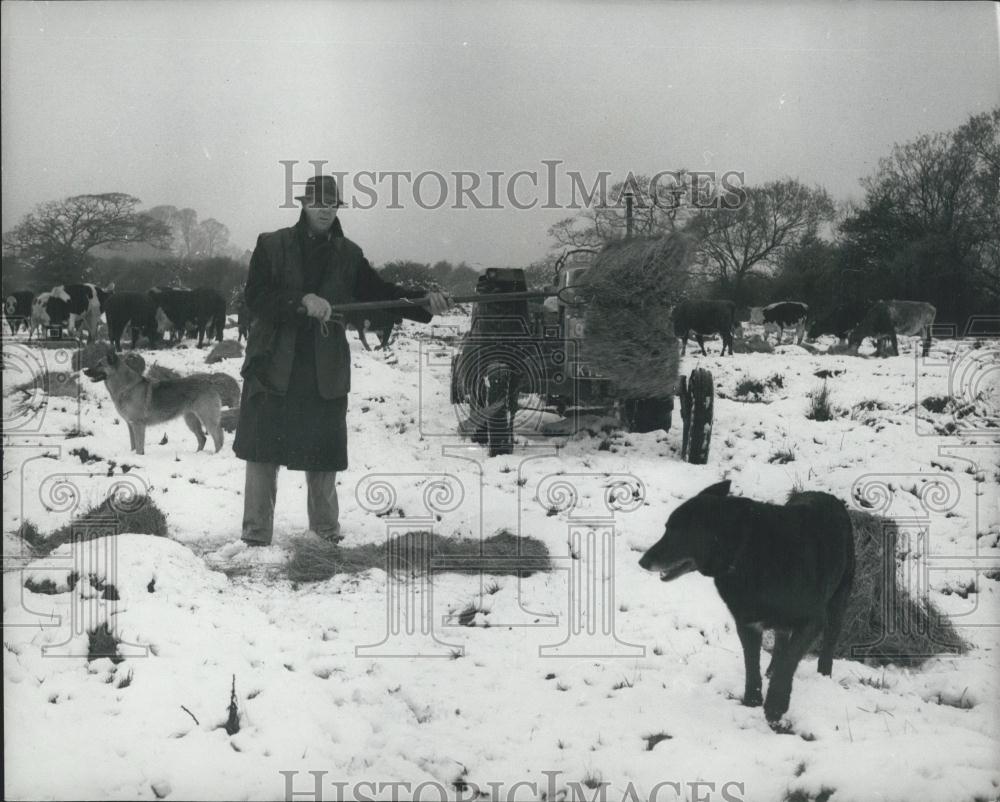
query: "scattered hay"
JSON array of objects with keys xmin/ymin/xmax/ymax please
[
  {"xmin": 17, "ymin": 519, "xmax": 43, "ymax": 551},
  {"xmin": 205, "ymin": 340, "xmax": 244, "ymax": 364},
  {"xmin": 9, "ymin": 369, "xmax": 80, "ymax": 399},
  {"xmin": 836, "ymin": 508, "xmax": 968, "ymax": 665},
  {"xmin": 287, "ymin": 530, "xmax": 551, "ymax": 583},
  {"xmin": 37, "ymin": 493, "xmax": 168, "ymax": 556},
  {"xmin": 577, "ymin": 235, "xmax": 693, "ymax": 398}
]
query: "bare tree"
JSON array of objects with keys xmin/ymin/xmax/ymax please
[
  {"xmin": 689, "ymin": 179, "xmax": 836, "ymax": 304},
  {"xmin": 199, "ymin": 218, "xmax": 230, "ymax": 257},
  {"xmin": 841, "ymin": 108, "xmax": 999, "ymax": 318},
  {"xmin": 2, "ymin": 193, "xmax": 171, "ymax": 286}
]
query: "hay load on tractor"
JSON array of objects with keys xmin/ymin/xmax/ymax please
[{"xmin": 450, "ymin": 232, "xmax": 715, "ymax": 462}]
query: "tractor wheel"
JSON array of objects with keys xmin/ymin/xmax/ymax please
[
  {"xmin": 485, "ymin": 367, "xmax": 516, "ymax": 456},
  {"xmin": 623, "ymin": 397, "xmax": 673, "ymax": 433},
  {"xmin": 680, "ymin": 368, "xmax": 714, "ymax": 464}
]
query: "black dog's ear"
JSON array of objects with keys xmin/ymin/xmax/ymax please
[{"xmin": 699, "ymin": 480, "xmax": 731, "ymax": 498}]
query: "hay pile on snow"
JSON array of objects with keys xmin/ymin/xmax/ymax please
[
  {"xmin": 576, "ymin": 234, "xmax": 693, "ymax": 398},
  {"xmin": 205, "ymin": 340, "xmax": 244, "ymax": 363}
]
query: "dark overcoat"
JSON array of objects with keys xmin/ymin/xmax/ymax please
[{"xmin": 233, "ymin": 217, "xmax": 431, "ymax": 471}]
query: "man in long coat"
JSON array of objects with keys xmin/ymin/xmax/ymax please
[{"xmin": 234, "ymin": 175, "xmax": 449, "ymax": 546}]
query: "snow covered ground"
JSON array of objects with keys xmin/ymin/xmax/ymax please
[{"xmin": 3, "ymin": 319, "xmax": 999, "ymax": 802}]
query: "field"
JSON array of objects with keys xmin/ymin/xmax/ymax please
[{"xmin": 3, "ymin": 319, "xmax": 999, "ymax": 802}]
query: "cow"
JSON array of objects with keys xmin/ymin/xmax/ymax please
[
  {"xmin": 104, "ymin": 292, "xmax": 158, "ymax": 351},
  {"xmin": 4, "ymin": 290, "xmax": 34, "ymax": 335},
  {"xmin": 750, "ymin": 301, "xmax": 809, "ymax": 345},
  {"xmin": 344, "ymin": 309, "xmax": 399, "ymax": 351},
  {"xmin": 807, "ymin": 304, "xmax": 869, "ymax": 346},
  {"xmin": 49, "ymin": 283, "xmax": 114, "ymax": 343},
  {"xmin": 235, "ymin": 292, "xmax": 250, "ymax": 343},
  {"xmin": 149, "ymin": 287, "xmax": 226, "ymax": 347},
  {"xmin": 850, "ymin": 300, "xmax": 936, "ymax": 357},
  {"xmin": 30, "ymin": 293, "xmax": 70, "ymax": 340},
  {"xmin": 191, "ymin": 287, "xmax": 227, "ymax": 345},
  {"xmin": 673, "ymin": 299, "xmax": 736, "ymax": 356}
]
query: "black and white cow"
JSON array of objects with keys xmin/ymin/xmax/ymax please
[
  {"xmin": 4, "ymin": 290, "xmax": 35, "ymax": 335},
  {"xmin": 750, "ymin": 301, "xmax": 809, "ymax": 345},
  {"xmin": 49, "ymin": 283, "xmax": 114, "ymax": 343},
  {"xmin": 30, "ymin": 293, "xmax": 70, "ymax": 340}
]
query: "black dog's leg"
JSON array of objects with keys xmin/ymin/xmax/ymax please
[
  {"xmin": 766, "ymin": 631, "xmax": 790, "ymax": 678},
  {"xmin": 696, "ymin": 334, "xmax": 707, "ymax": 356},
  {"xmin": 764, "ymin": 621, "xmax": 821, "ymax": 723},
  {"xmin": 818, "ymin": 574, "xmax": 852, "ymax": 676},
  {"xmin": 735, "ymin": 624, "xmax": 763, "ymax": 707},
  {"xmin": 680, "ymin": 334, "xmax": 688, "ymax": 356}
]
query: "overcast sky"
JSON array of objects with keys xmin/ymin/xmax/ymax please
[{"xmin": 2, "ymin": 1, "xmax": 998, "ymax": 268}]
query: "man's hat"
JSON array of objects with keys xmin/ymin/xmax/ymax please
[{"xmin": 295, "ymin": 175, "xmax": 345, "ymax": 207}]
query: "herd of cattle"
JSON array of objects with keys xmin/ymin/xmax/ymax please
[
  {"xmin": 3, "ymin": 284, "xmax": 936, "ymax": 359},
  {"xmin": 673, "ymin": 298, "xmax": 937, "ymax": 357},
  {"xmin": 3, "ymin": 284, "xmax": 236, "ymax": 349},
  {"xmin": 2, "ymin": 283, "xmax": 404, "ymax": 352}
]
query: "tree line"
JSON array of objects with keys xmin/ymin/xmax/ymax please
[{"xmin": 546, "ymin": 109, "xmax": 999, "ymax": 325}]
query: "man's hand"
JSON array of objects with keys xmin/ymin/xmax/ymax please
[
  {"xmin": 426, "ymin": 291, "xmax": 451, "ymax": 316},
  {"xmin": 302, "ymin": 293, "xmax": 332, "ymax": 322}
]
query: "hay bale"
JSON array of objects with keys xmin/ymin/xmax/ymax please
[
  {"xmin": 836, "ymin": 509, "xmax": 967, "ymax": 665},
  {"xmin": 205, "ymin": 340, "xmax": 244, "ymax": 364},
  {"xmin": 577, "ymin": 235, "xmax": 693, "ymax": 397}
]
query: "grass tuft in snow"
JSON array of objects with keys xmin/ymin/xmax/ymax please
[
  {"xmin": 37, "ymin": 494, "xmax": 168, "ymax": 557},
  {"xmin": 223, "ymin": 675, "xmax": 240, "ymax": 735},
  {"xmin": 87, "ymin": 622, "xmax": 124, "ymax": 665},
  {"xmin": 768, "ymin": 447, "xmax": 796, "ymax": 464},
  {"xmin": 286, "ymin": 530, "xmax": 551, "ymax": 583},
  {"xmin": 805, "ymin": 383, "xmax": 838, "ymax": 421},
  {"xmin": 837, "ymin": 509, "xmax": 969, "ymax": 665},
  {"xmin": 733, "ymin": 373, "xmax": 785, "ymax": 402},
  {"xmin": 784, "ymin": 788, "xmax": 835, "ymax": 802}
]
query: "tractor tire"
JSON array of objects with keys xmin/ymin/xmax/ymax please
[
  {"xmin": 485, "ymin": 368, "xmax": 516, "ymax": 456},
  {"xmin": 680, "ymin": 367, "xmax": 714, "ymax": 464}
]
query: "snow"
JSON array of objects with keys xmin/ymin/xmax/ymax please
[{"xmin": 3, "ymin": 323, "xmax": 999, "ymax": 802}]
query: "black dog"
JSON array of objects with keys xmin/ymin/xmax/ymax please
[{"xmin": 639, "ymin": 481, "xmax": 854, "ymax": 724}]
